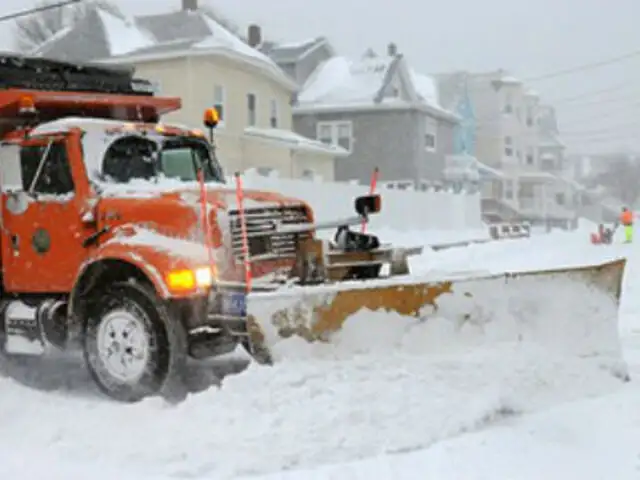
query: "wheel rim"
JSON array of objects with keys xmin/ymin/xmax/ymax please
[{"xmin": 95, "ymin": 309, "xmax": 151, "ymax": 384}]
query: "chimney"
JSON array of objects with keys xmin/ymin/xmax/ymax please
[
  {"xmin": 387, "ymin": 42, "xmax": 398, "ymax": 56},
  {"xmin": 182, "ymin": 0, "xmax": 197, "ymax": 11},
  {"xmin": 248, "ymin": 24, "xmax": 262, "ymax": 48}
]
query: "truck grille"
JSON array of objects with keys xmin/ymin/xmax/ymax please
[{"xmin": 228, "ymin": 205, "xmax": 310, "ymax": 261}]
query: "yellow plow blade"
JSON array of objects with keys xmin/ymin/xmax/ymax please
[{"xmin": 247, "ymin": 259, "xmax": 627, "ymax": 376}]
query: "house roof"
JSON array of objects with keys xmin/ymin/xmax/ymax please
[
  {"xmin": 100, "ymin": 37, "xmax": 297, "ymax": 93},
  {"xmin": 28, "ymin": 6, "xmax": 292, "ymax": 89},
  {"xmin": 294, "ymin": 51, "xmax": 457, "ymax": 121},
  {"xmin": 91, "ymin": 10, "xmax": 295, "ymax": 92},
  {"xmin": 135, "ymin": 10, "xmax": 214, "ymax": 42},
  {"xmin": 261, "ymin": 37, "xmax": 335, "ymax": 64},
  {"xmin": 30, "ymin": 7, "xmax": 154, "ymax": 62}
]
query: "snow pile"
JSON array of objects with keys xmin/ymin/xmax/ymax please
[{"xmin": 255, "ymin": 258, "xmax": 625, "ymax": 376}]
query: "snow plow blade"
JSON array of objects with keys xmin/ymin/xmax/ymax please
[{"xmin": 246, "ymin": 258, "xmax": 627, "ymax": 375}]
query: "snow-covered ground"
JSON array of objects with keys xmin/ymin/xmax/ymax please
[{"xmin": 1, "ymin": 227, "xmax": 639, "ymax": 480}]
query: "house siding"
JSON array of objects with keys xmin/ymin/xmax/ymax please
[
  {"xmin": 293, "ymin": 152, "xmax": 336, "ymax": 181},
  {"xmin": 294, "ymin": 109, "xmax": 453, "ymax": 185},
  {"xmin": 121, "ymin": 55, "xmax": 325, "ymax": 177},
  {"xmin": 420, "ymin": 117, "xmax": 455, "ymax": 181}
]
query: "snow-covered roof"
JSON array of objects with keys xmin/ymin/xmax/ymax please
[
  {"xmin": 243, "ymin": 127, "xmax": 349, "ymax": 157},
  {"xmin": 298, "ymin": 55, "xmax": 394, "ymax": 107},
  {"xmin": 500, "ymin": 75, "xmax": 522, "ymax": 85},
  {"xmin": 276, "ymin": 38, "xmax": 319, "ymax": 50},
  {"xmin": 195, "ymin": 16, "xmax": 277, "ymax": 68},
  {"xmin": 30, "ymin": 7, "xmax": 154, "ymax": 62},
  {"xmin": 296, "ymin": 53, "xmax": 455, "ymax": 120},
  {"xmin": 28, "ymin": 5, "xmax": 282, "ymax": 90},
  {"xmin": 99, "ymin": 10, "xmax": 295, "ymax": 92},
  {"xmin": 262, "ymin": 37, "xmax": 334, "ymax": 64},
  {"xmin": 410, "ymin": 70, "xmax": 440, "ymax": 106},
  {"xmin": 28, "ymin": 27, "xmax": 72, "ymax": 55},
  {"xmin": 96, "ymin": 9, "xmax": 154, "ymax": 56}
]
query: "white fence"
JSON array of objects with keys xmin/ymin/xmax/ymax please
[{"xmin": 237, "ymin": 171, "xmax": 483, "ymax": 232}]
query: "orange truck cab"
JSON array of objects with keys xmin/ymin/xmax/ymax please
[{"xmin": 0, "ymin": 55, "xmax": 313, "ymax": 401}]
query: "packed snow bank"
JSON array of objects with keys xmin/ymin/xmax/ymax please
[
  {"xmin": 411, "ymin": 226, "xmax": 628, "ymax": 276},
  {"xmin": 0, "ymin": 343, "xmax": 626, "ymax": 480},
  {"xmin": 246, "ymin": 381, "xmax": 640, "ymax": 480}
]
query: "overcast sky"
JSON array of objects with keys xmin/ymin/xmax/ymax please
[{"xmin": 1, "ymin": 0, "xmax": 639, "ymax": 154}]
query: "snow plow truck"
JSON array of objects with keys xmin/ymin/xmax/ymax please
[{"xmin": 0, "ymin": 55, "xmax": 628, "ymax": 402}]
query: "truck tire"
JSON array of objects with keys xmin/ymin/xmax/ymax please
[{"xmin": 83, "ymin": 281, "xmax": 188, "ymax": 403}]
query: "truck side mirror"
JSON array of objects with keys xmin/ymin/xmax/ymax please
[
  {"xmin": 355, "ymin": 194, "xmax": 381, "ymax": 218},
  {"xmin": 0, "ymin": 143, "xmax": 29, "ymax": 215},
  {"xmin": 0, "ymin": 143, "xmax": 24, "ymax": 193}
]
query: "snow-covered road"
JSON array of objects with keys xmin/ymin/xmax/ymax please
[{"xmin": 1, "ymin": 229, "xmax": 637, "ymax": 480}]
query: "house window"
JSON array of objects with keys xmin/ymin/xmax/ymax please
[
  {"xmin": 504, "ymin": 180, "xmax": 514, "ymax": 199},
  {"xmin": 316, "ymin": 121, "xmax": 353, "ymax": 152},
  {"xmin": 247, "ymin": 93, "xmax": 257, "ymax": 127},
  {"xmin": 518, "ymin": 183, "xmax": 534, "ymax": 198},
  {"xmin": 504, "ymin": 136, "xmax": 513, "ymax": 156},
  {"xmin": 503, "ymin": 92, "xmax": 513, "ymax": 114},
  {"xmin": 526, "ymin": 147, "xmax": 534, "ymax": 165},
  {"xmin": 556, "ymin": 192, "xmax": 565, "ymax": 205},
  {"xmin": 213, "ymin": 85, "xmax": 225, "ymax": 125},
  {"xmin": 424, "ymin": 117, "xmax": 437, "ymax": 152},
  {"xmin": 318, "ymin": 124, "xmax": 333, "ymax": 144},
  {"xmin": 526, "ymin": 106, "xmax": 534, "ymax": 127},
  {"xmin": 269, "ymin": 99, "xmax": 278, "ymax": 128}
]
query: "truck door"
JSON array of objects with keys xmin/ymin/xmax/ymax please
[{"xmin": 0, "ymin": 137, "xmax": 88, "ymax": 293}]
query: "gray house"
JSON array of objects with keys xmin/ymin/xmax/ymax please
[
  {"xmin": 265, "ymin": 42, "xmax": 459, "ymax": 186},
  {"xmin": 261, "ymin": 37, "xmax": 336, "ymax": 87}
]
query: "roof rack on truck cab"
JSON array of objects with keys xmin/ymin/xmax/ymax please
[
  {"xmin": 0, "ymin": 54, "xmax": 156, "ymax": 95},
  {"xmin": 0, "ymin": 54, "xmax": 181, "ymax": 135}
]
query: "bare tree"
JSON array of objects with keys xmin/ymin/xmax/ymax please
[
  {"xmin": 594, "ymin": 154, "xmax": 640, "ymax": 207},
  {"xmin": 12, "ymin": 0, "xmax": 124, "ymax": 53}
]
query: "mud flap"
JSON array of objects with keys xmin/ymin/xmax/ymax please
[{"xmin": 246, "ymin": 259, "xmax": 627, "ymax": 378}]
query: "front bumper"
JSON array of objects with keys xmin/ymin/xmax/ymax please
[{"xmin": 179, "ymin": 287, "xmax": 250, "ymax": 360}]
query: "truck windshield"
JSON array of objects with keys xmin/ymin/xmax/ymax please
[{"xmin": 99, "ymin": 134, "xmax": 225, "ymax": 185}]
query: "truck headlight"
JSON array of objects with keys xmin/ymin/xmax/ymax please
[
  {"xmin": 194, "ymin": 266, "xmax": 213, "ymax": 287},
  {"xmin": 166, "ymin": 266, "xmax": 214, "ymax": 292}
]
